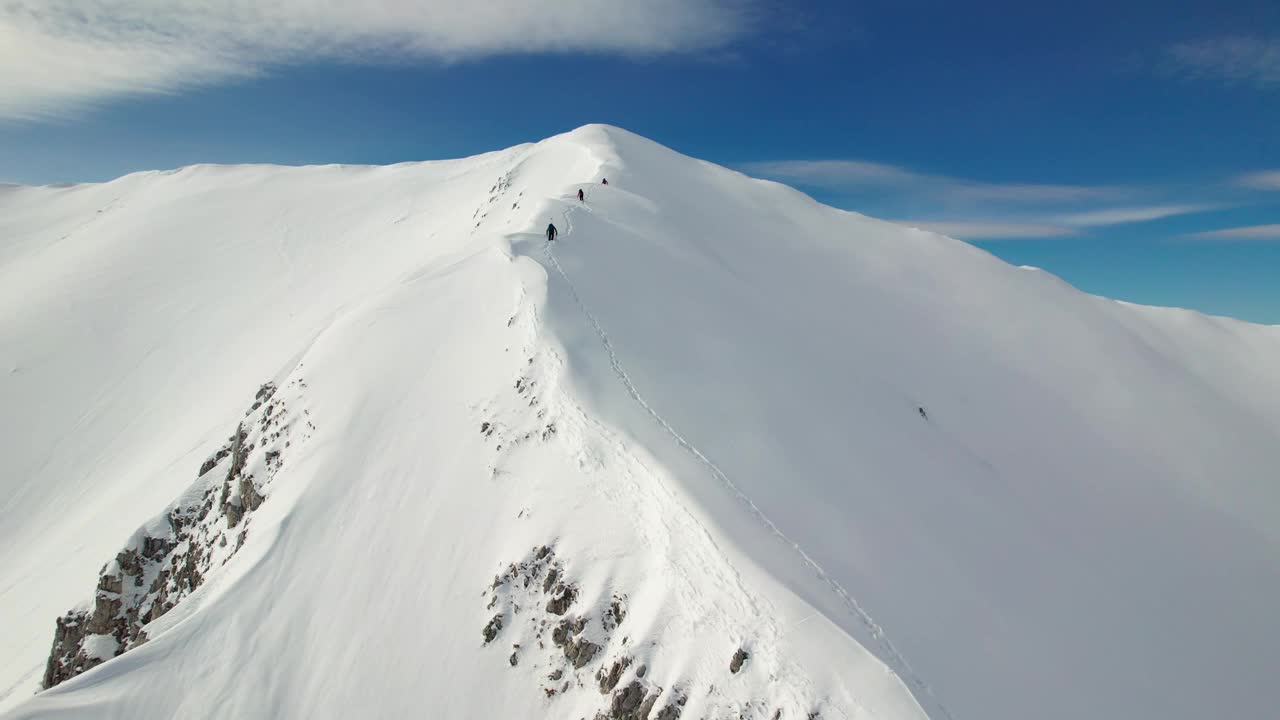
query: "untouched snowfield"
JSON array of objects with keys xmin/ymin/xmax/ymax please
[{"xmin": 1, "ymin": 125, "xmax": 1278, "ymax": 720}]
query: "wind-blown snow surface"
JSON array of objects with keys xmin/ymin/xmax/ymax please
[{"xmin": 2, "ymin": 125, "xmax": 1278, "ymax": 720}]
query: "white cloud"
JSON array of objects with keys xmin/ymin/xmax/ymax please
[
  {"xmin": 744, "ymin": 159, "xmax": 925, "ymax": 186},
  {"xmin": 894, "ymin": 206, "xmax": 1219, "ymax": 241},
  {"xmin": 742, "ymin": 159, "xmax": 1114, "ymax": 205},
  {"xmin": 748, "ymin": 161, "xmax": 1225, "ymax": 239},
  {"xmin": 1167, "ymin": 36, "xmax": 1280, "ymax": 88},
  {"xmin": 1236, "ymin": 170, "xmax": 1280, "ymax": 190},
  {"xmin": 892, "ymin": 220, "xmax": 1077, "ymax": 240},
  {"xmin": 0, "ymin": 1, "xmax": 754, "ymax": 121},
  {"xmin": 1055, "ymin": 204, "xmax": 1215, "ymax": 226},
  {"xmin": 1185, "ymin": 224, "xmax": 1280, "ymax": 240},
  {"xmin": 942, "ymin": 182, "xmax": 1110, "ymax": 204}
]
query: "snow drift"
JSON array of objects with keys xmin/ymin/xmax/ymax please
[{"xmin": 1, "ymin": 125, "xmax": 1277, "ymax": 720}]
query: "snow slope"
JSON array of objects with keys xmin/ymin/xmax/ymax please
[{"xmin": 2, "ymin": 125, "xmax": 1278, "ymax": 720}]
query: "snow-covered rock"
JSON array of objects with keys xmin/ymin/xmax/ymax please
[{"xmin": 1, "ymin": 125, "xmax": 1277, "ymax": 720}]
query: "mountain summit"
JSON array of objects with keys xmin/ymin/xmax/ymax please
[{"xmin": 2, "ymin": 125, "xmax": 1278, "ymax": 720}]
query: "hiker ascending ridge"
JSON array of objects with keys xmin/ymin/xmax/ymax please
[
  {"xmin": 577, "ymin": 189, "xmax": 585, "ymax": 202},
  {"xmin": 546, "ymin": 222, "xmax": 557, "ymax": 242}
]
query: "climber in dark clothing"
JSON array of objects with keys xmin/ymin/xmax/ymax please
[
  {"xmin": 546, "ymin": 223, "xmax": 557, "ymax": 242},
  {"xmin": 601, "ymin": 178, "xmax": 608, "ymax": 185},
  {"xmin": 577, "ymin": 189, "xmax": 585, "ymax": 202},
  {"xmin": 918, "ymin": 406, "xmax": 928, "ymax": 420}
]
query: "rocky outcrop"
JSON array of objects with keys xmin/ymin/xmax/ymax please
[
  {"xmin": 480, "ymin": 546, "xmax": 735, "ymax": 720},
  {"xmin": 601, "ymin": 680, "xmax": 662, "ymax": 720},
  {"xmin": 598, "ymin": 656, "xmax": 631, "ymax": 693},
  {"xmin": 41, "ymin": 379, "xmax": 311, "ymax": 690}
]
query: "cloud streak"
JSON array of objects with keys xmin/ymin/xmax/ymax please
[
  {"xmin": 0, "ymin": 1, "xmax": 755, "ymax": 121},
  {"xmin": 1185, "ymin": 224, "xmax": 1280, "ymax": 240},
  {"xmin": 1237, "ymin": 170, "xmax": 1280, "ymax": 190},
  {"xmin": 743, "ymin": 159, "xmax": 1115, "ymax": 205},
  {"xmin": 892, "ymin": 220, "xmax": 1077, "ymax": 240},
  {"xmin": 1167, "ymin": 35, "xmax": 1280, "ymax": 88},
  {"xmin": 748, "ymin": 159, "xmax": 1228, "ymax": 240},
  {"xmin": 1054, "ymin": 205, "xmax": 1215, "ymax": 226}
]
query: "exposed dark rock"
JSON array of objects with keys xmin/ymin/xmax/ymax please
[
  {"xmin": 604, "ymin": 595, "xmax": 628, "ymax": 629},
  {"xmin": 551, "ymin": 616, "xmax": 586, "ymax": 647},
  {"xmin": 638, "ymin": 691, "xmax": 661, "ymax": 720},
  {"xmin": 730, "ymin": 647, "xmax": 749, "ymax": 674},
  {"xmin": 598, "ymin": 656, "xmax": 631, "ymax": 693},
  {"xmin": 140, "ymin": 535, "xmax": 170, "ymax": 561},
  {"xmin": 222, "ymin": 424, "xmax": 250, "ymax": 527},
  {"xmin": 86, "ymin": 594, "xmax": 122, "ymax": 635},
  {"xmin": 611, "ymin": 681, "xmax": 645, "ymax": 716},
  {"xmin": 509, "ymin": 651, "xmax": 519, "ymax": 666},
  {"xmin": 240, "ymin": 471, "xmax": 264, "ymax": 513},
  {"xmin": 256, "ymin": 383, "xmax": 277, "ymax": 403},
  {"xmin": 546, "ymin": 583, "xmax": 578, "ymax": 615},
  {"xmin": 42, "ymin": 611, "xmax": 90, "ymax": 689},
  {"xmin": 542, "ymin": 567, "xmax": 560, "ymax": 593},
  {"xmin": 198, "ymin": 445, "xmax": 231, "ymax": 477},
  {"xmin": 565, "ymin": 636, "xmax": 601, "ymax": 668},
  {"xmin": 116, "ymin": 552, "xmax": 140, "ymax": 580},
  {"xmin": 653, "ymin": 695, "xmax": 686, "ymax": 720},
  {"xmin": 598, "ymin": 680, "xmax": 663, "ymax": 720},
  {"xmin": 97, "ymin": 572, "xmax": 122, "ymax": 596},
  {"xmin": 482, "ymin": 614, "xmax": 503, "ymax": 644}
]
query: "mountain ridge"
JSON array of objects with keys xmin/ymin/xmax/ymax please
[{"xmin": 2, "ymin": 124, "xmax": 1277, "ymax": 720}]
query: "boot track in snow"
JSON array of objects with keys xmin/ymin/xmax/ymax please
[{"xmin": 541, "ymin": 201, "xmax": 955, "ymax": 720}]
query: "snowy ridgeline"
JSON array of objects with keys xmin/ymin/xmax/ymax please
[{"xmin": 1, "ymin": 125, "xmax": 1278, "ymax": 720}]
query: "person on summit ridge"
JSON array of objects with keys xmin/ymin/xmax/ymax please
[
  {"xmin": 577, "ymin": 188, "xmax": 585, "ymax": 202},
  {"xmin": 546, "ymin": 222, "xmax": 557, "ymax": 242}
]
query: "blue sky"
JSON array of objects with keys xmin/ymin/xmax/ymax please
[{"xmin": 2, "ymin": 1, "xmax": 1277, "ymax": 323}]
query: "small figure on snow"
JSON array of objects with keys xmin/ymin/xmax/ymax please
[
  {"xmin": 577, "ymin": 188, "xmax": 585, "ymax": 202},
  {"xmin": 546, "ymin": 222, "xmax": 557, "ymax": 242},
  {"xmin": 601, "ymin": 178, "xmax": 608, "ymax": 185},
  {"xmin": 918, "ymin": 406, "xmax": 928, "ymax": 421}
]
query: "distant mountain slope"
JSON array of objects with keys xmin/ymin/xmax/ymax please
[{"xmin": 2, "ymin": 125, "xmax": 1277, "ymax": 720}]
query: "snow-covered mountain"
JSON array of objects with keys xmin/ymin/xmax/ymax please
[{"xmin": 1, "ymin": 125, "xmax": 1278, "ymax": 720}]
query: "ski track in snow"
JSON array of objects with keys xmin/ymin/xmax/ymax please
[{"xmin": 543, "ymin": 199, "xmax": 954, "ymax": 720}]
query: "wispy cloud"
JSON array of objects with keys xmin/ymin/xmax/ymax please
[
  {"xmin": 1185, "ymin": 224, "xmax": 1280, "ymax": 240},
  {"xmin": 0, "ymin": 1, "xmax": 755, "ymax": 121},
  {"xmin": 1054, "ymin": 204, "xmax": 1216, "ymax": 226},
  {"xmin": 1167, "ymin": 35, "xmax": 1280, "ymax": 88},
  {"xmin": 892, "ymin": 220, "xmax": 1077, "ymax": 240},
  {"xmin": 1236, "ymin": 170, "xmax": 1280, "ymax": 190},
  {"xmin": 943, "ymin": 183, "xmax": 1109, "ymax": 204},
  {"xmin": 743, "ymin": 159, "xmax": 920, "ymax": 186},
  {"xmin": 742, "ymin": 159, "xmax": 1115, "ymax": 205},
  {"xmin": 748, "ymin": 156, "xmax": 1236, "ymax": 240}
]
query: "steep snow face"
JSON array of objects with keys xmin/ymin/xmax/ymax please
[{"xmin": 2, "ymin": 125, "xmax": 1279, "ymax": 720}]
